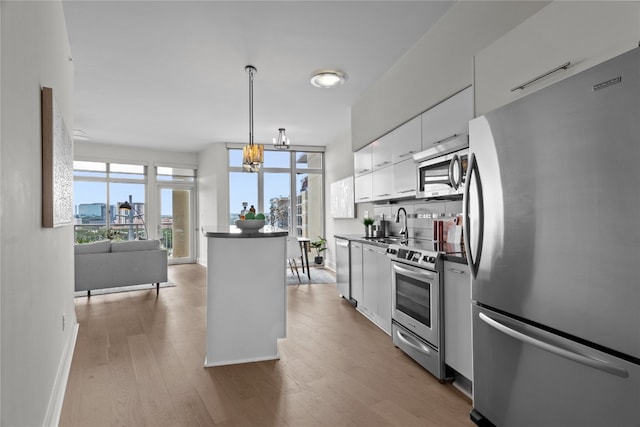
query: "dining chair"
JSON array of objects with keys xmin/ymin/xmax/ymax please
[{"xmin": 286, "ymin": 236, "xmax": 301, "ymax": 283}]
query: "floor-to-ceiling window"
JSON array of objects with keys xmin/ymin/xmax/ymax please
[
  {"xmin": 73, "ymin": 161, "xmax": 147, "ymax": 242},
  {"xmin": 227, "ymin": 146, "xmax": 324, "ymax": 239}
]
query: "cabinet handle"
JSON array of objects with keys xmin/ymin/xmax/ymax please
[
  {"xmin": 431, "ymin": 133, "xmax": 461, "ymax": 146},
  {"xmin": 510, "ymin": 61, "xmax": 571, "ymax": 92},
  {"xmin": 357, "ymin": 196, "xmax": 371, "ymax": 201},
  {"xmin": 375, "ymin": 161, "xmax": 391, "ymax": 167},
  {"xmin": 398, "ymin": 151, "xmax": 415, "ymax": 158},
  {"xmin": 447, "ymin": 268, "xmax": 466, "ymax": 275},
  {"xmin": 364, "ymin": 247, "xmax": 374, "ymax": 252},
  {"xmin": 398, "ymin": 189, "xmax": 416, "ymax": 193},
  {"xmin": 374, "ymin": 193, "xmax": 391, "ymax": 197},
  {"xmin": 356, "ymin": 168, "xmax": 370, "ymax": 174}
]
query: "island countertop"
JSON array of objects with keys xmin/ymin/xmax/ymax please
[{"xmin": 202, "ymin": 226, "xmax": 288, "ymax": 238}]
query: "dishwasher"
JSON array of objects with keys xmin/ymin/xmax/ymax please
[{"xmin": 335, "ymin": 238, "xmax": 355, "ymax": 305}]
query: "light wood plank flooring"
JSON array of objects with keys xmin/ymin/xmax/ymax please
[{"xmin": 60, "ymin": 264, "xmax": 473, "ymax": 426}]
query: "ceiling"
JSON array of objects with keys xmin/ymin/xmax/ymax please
[{"xmin": 63, "ymin": 1, "xmax": 453, "ymax": 153}]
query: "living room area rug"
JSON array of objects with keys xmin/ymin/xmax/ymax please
[{"xmin": 74, "ymin": 281, "xmax": 175, "ymax": 297}]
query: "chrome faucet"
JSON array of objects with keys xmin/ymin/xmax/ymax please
[{"xmin": 395, "ymin": 207, "xmax": 408, "ymax": 243}]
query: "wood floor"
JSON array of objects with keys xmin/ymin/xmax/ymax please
[{"xmin": 60, "ymin": 264, "xmax": 473, "ymax": 426}]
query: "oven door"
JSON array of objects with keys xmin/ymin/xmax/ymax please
[
  {"xmin": 416, "ymin": 149, "xmax": 468, "ymax": 199},
  {"xmin": 391, "ymin": 260, "xmax": 439, "ymax": 347}
]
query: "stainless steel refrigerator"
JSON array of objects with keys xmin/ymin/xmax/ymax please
[{"xmin": 465, "ymin": 47, "xmax": 640, "ymax": 426}]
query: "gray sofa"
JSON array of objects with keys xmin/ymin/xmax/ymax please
[{"xmin": 74, "ymin": 239, "xmax": 168, "ymax": 296}]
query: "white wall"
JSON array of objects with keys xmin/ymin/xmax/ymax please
[
  {"xmin": 197, "ymin": 143, "xmax": 228, "ymax": 265},
  {"xmin": 323, "ymin": 131, "xmax": 372, "ymax": 270},
  {"xmin": 1, "ymin": 2, "xmax": 77, "ymax": 425},
  {"xmin": 351, "ymin": 1, "xmax": 548, "ymax": 150}
]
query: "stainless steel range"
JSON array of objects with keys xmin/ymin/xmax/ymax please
[{"xmin": 387, "ymin": 242, "xmax": 446, "ymax": 381}]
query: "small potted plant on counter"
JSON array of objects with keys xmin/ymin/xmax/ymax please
[
  {"xmin": 310, "ymin": 236, "xmax": 327, "ymax": 265},
  {"xmin": 363, "ymin": 217, "xmax": 375, "ymax": 237}
]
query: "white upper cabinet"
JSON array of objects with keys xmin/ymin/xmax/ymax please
[
  {"xmin": 390, "ymin": 116, "xmax": 422, "ymax": 164},
  {"xmin": 474, "ymin": 2, "xmax": 640, "ymax": 116},
  {"xmin": 371, "ymin": 136, "xmax": 393, "ymax": 171},
  {"xmin": 371, "ymin": 166, "xmax": 393, "ymax": 201},
  {"xmin": 355, "ymin": 173, "xmax": 373, "ymax": 203},
  {"xmin": 354, "ymin": 145, "xmax": 372, "ymax": 177},
  {"xmin": 421, "ymin": 86, "xmax": 473, "ymax": 150},
  {"xmin": 392, "ymin": 159, "xmax": 416, "ymax": 199}
]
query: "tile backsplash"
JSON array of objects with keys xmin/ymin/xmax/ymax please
[{"xmin": 372, "ymin": 199, "xmax": 463, "ymax": 241}]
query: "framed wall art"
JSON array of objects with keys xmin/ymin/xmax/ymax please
[
  {"xmin": 330, "ymin": 176, "xmax": 355, "ymax": 218},
  {"xmin": 41, "ymin": 86, "xmax": 73, "ymax": 228}
]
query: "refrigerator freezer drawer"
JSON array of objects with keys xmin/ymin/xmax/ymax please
[{"xmin": 472, "ymin": 304, "xmax": 640, "ymax": 427}]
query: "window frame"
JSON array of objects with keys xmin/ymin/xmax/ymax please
[{"xmin": 227, "ymin": 145, "xmax": 325, "ymax": 238}]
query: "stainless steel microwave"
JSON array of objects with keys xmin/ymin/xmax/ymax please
[{"xmin": 414, "ymin": 134, "xmax": 468, "ymax": 199}]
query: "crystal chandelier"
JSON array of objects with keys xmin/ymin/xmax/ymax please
[
  {"xmin": 273, "ymin": 128, "xmax": 290, "ymax": 150},
  {"xmin": 242, "ymin": 65, "xmax": 263, "ymax": 172}
]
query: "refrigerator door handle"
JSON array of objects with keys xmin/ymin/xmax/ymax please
[
  {"xmin": 464, "ymin": 152, "xmax": 484, "ymax": 278},
  {"xmin": 479, "ymin": 312, "xmax": 629, "ymax": 378}
]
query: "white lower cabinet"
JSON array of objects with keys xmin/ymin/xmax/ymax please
[
  {"xmin": 443, "ymin": 261, "xmax": 472, "ymax": 381},
  {"xmin": 350, "ymin": 242, "xmax": 363, "ymax": 304},
  {"xmin": 361, "ymin": 243, "xmax": 391, "ymax": 334}
]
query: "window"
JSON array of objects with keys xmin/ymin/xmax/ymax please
[
  {"xmin": 73, "ymin": 161, "xmax": 147, "ymax": 243},
  {"xmin": 227, "ymin": 147, "xmax": 324, "ymax": 239}
]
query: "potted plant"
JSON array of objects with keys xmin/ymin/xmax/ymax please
[
  {"xmin": 363, "ymin": 217, "xmax": 375, "ymax": 237},
  {"xmin": 310, "ymin": 236, "xmax": 327, "ymax": 265}
]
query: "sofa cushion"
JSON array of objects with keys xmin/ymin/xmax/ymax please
[
  {"xmin": 74, "ymin": 240, "xmax": 112, "ymax": 254},
  {"xmin": 111, "ymin": 239, "xmax": 161, "ymax": 252}
]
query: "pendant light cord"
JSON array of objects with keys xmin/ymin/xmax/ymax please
[{"xmin": 246, "ymin": 65, "xmax": 256, "ymax": 146}]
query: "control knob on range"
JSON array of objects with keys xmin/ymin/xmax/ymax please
[
  {"xmin": 422, "ymin": 255, "xmax": 436, "ymax": 263},
  {"xmin": 386, "ymin": 248, "xmax": 397, "ymax": 255}
]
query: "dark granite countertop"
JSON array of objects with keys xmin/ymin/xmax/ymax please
[
  {"xmin": 203, "ymin": 226, "xmax": 288, "ymax": 238},
  {"xmin": 334, "ymin": 234, "xmax": 467, "ymax": 265}
]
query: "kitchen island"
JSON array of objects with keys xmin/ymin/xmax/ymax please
[{"xmin": 202, "ymin": 226, "xmax": 288, "ymax": 367}]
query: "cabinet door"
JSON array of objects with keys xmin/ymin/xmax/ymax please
[
  {"xmin": 350, "ymin": 242, "xmax": 363, "ymax": 304},
  {"xmin": 421, "ymin": 86, "xmax": 473, "ymax": 149},
  {"xmin": 392, "ymin": 158, "xmax": 417, "ymax": 198},
  {"xmin": 444, "ymin": 261, "xmax": 472, "ymax": 380},
  {"xmin": 391, "ymin": 116, "xmax": 422, "ymax": 164},
  {"xmin": 354, "ymin": 145, "xmax": 372, "ymax": 177},
  {"xmin": 474, "ymin": 2, "xmax": 640, "ymax": 115},
  {"xmin": 375, "ymin": 247, "xmax": 392, "ymax": 334},
  {"xmin": 371, "ymin": 136, "xmax": 393, "ymax": 171},
  {"xmin": 354, "ymin": 173, "xmax": 372, "ymax": 203},
  {"xmin": 371, "ymin": 166, "xmax": 393, "ymax": 201},
  {"xmin": 389, "ymin": 116, "xmax": 422, "ymax": 163},
  {"xmin": 362, "ymin": 245, "xmax": 378, "ymax": 319}
]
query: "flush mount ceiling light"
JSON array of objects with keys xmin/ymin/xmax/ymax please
[
  {"xmin": 273, "ymin": 128, "xmax": 290, "ymax": 150},
  {"xmin": 310, "ymin": 70, "xmax": 346, "ymax": 88},
  {"xmin": 242, "ymin": 65, "xmax": 264, "ymax": 172}
]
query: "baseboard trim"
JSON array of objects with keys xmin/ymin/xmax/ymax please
[{"xmin": 44, "ymin": 321, "xmax": 79, "ymax": 427}]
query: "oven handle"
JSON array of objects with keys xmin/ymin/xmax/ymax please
[
  {"xmin": 392, "ymin": 263, "xmax": 436, "ymax": 281},
  {"xmin": 396, "ymin": 328, "xmax": 432, "ymax": 356}
]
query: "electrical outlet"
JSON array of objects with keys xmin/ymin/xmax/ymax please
[
  {"xmin": 364, "ymin": 210, "xmax": 369, "ymax": 218},
  {"xmin": 62, "ymin": 313, "xmax": 66, "ymax": 331}
]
